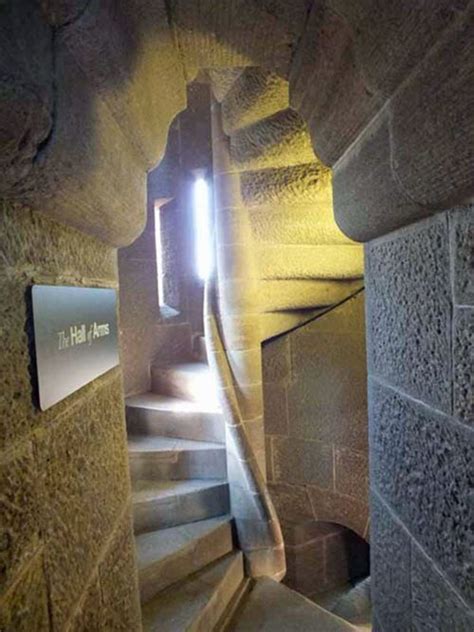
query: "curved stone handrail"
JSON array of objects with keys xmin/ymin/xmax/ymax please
[{"xmin": 204, "ymin": 276, "xmax": 286, "ymax": 580}]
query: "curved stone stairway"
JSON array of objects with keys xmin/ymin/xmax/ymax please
[
  {"xmin": 125, "ymin": 350, "xmax": 359, "ymax": 631},
  {"xmin": 214, "ymin": 67, "xmax": 364, "ymax": 338}
]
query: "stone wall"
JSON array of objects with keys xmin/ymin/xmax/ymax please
[
  {"xmin": 366, "ymin": 206, "xmax": 473, "ymax": 631},
  {"xmin": 0, "ymin": 202, "xmax": 141, "ymax": 630},
  {"xmin": 263, "ymin": 291, "xmax": 369, "ymax": 597},
  {"xmin": 119, "ymin": 83, "xmax": 213, "ymax": 396}
]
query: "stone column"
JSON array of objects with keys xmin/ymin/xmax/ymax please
[{"xmin": 211, "ymin": 99, "xmax": 266, "ymax": 477}]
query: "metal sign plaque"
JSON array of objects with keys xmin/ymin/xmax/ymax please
[{"xmin": 32, "ymin": 285, "xmax": 119, "ymax": 410}]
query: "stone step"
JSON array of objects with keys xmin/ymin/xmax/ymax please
[
  {"xmin": 137, "ymin": 515, "xmax": 234, "ymax": 604},
  {"xmin": 248, "ymin": 204, "xmax": 352, "ymax": 246},
  {"xmin": 222, "ymin": 67, "xmax": 289, "ymax": 134},
  {"xmin": 241, "ymin": 162, "xmax": 331, "ymax": 208},
  {"xmin": 229, "ymin": 109, "xmax": 314, "ymax": 171},
  {"xmin": 128, "ymin": 436, "xmax": 227, "ymax": 481},
  {"xmin": 151, "ymin": 362, "xmax": 219, "ymax": 407},
  {"xmin": 126, "ymin": 393, "xmax": 225, "ymax": 444},
  {"xmin": 133, "ymin": 479, "xmax": 230, "ymax": 535},
  {"xmin": 229, "ymin": 577, "xmax": 360, "ymax": 631},
  {"xmin": 143, "ymin": 552, "xmax": 245, "ymax": 632},
  {"xmin": 257, "ymin": 244, "xmax": 364, "ymax": 281},
  {"xmin": 260, "ymin": 279, "xmax": 363, "ymax": 312}
]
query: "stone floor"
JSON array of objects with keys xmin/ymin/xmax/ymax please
[{"xmin": 313, "ymin": 578, "xmax": 372, "ymax": 631}]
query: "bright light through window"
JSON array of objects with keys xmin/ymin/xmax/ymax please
[
  {"xmin": 193, "ymin": 177, "xmax": 213, "ymax": 281},
  {"xmin": 154, "ymin": 202, "xmax": 165, "ymax": 307}
]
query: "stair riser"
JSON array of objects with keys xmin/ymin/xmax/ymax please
[
  {"xmin": 129, "ymin": 449, "xmax": 227, "ymax": 481},
  {"xmin": 126, "ymin": 407, "xmax": 225, "ymax": 443},
  {"xmin": 139, "ymin": 522, "xmax": 234, "ymax": 604},
  {"xmin": 134, "ymin": 485, "xmax": 230, "ymax": 534},
  {"xmin": 189, "ymin": 554, "xmax": 245, "ymax": 632},
  {"xmin": 151, "ymin": 368, "xmax": 218, "ymax": 405}
]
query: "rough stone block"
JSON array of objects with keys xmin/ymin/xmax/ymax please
[
  {"xmin": 24, "ymin": 42, "xmax": 146, "ymax": 247},
  {"xmin": 99, "ymin": 510, "xmax": 142, "ymax": 632},
  {"xmin": 118, "ymin": 257, "xmax": 159, "ymax": 329},
  {"xmin": 289, "ymin": 2, "xmax": 383, "ymax": 166},
  {"xmin": 365, "ymin": 212, "xmax": 452, "ymax": 413},
  {"xmin": 68, "ymin": 573, "xmax": 103, "ymax": 632},
  {"xmin": 35, "ymin": 375, "xmax": 131, "ymax": 628},
  {"xmin": 268, "ymin": 483, "xmax": 314, "ymax": 524},
  {"xmin": 168, "ymin": 0, "xmax": 308, "ymax": 79},
  {"xmin": 60, "ymin": 0, "xmax": 186, "ymax": 169},
  {"xmin": 369, "ymin": 380, "xmax": 474, "ymax": 603},
  {"xmin": 40, "ymin": 0, "xmax": 89, "ymax": 26},
  {"xmin": 390, "ymin": 6, "xmax": 474, "ymax": 209},
  {"xmin": 265, "ymin": 437, "xmax": 274, "ymax": 481},
  {"xmin": 0, "ymin": 203, "xmax": 117, "ymax": 449},
  {"xmin": 258, "ymin": 244, "xmax": 364, "ymax": 281},
  {"xmin": 263, "ymin": 383, "xmax": 288, "ymax": 436},
  {"xmin": 230, "ymin": 108, "xmax": 314, "ymax": 171},
  {"xmin": 222, "ymin": 68, "xmax": 289, "ymax": 134},
  {"xmin": 335, "ymin": 448, "xmax": 369, "ymax": 502},
  {"xmin": 329, "ymin": 0, "xmax": 469, "ymax": 98},
  {"xmin": 208, "ymin": 67, "xmax": 245, "ymax": 103},
  {"xmin": 450, "ymin": 206, "xmax": 474, "ymax": 306},
  {"xmin": 333, "ymin": 116, "xmax": 426, "ymax": 242},
  {"xmin": 307, "ymin": 487, "xmax": 368, "ymax": 539},
  {"xmin": 0, "ymin": 0, "xmax": 53, "ymax": 193},
  {"xmin": 411, "ymin": 540, "xmax": 474, "ymax": 631},
  {"xmin": 0, "ymin": 553, "xmax": 50, "ymax": 632},
  {"xmin": 370, "ymin": 492, "xmax": 412, "ymax": 632},
  {"xmin": 453, "ymin": 307, "xmax": 474, "ymax": 425},
  {"xmin": 272, "ymin": 437, "xmax": 333, "ymax": 489},
  {"xmin": 241, "ymin": 162, "xmax": 331, "ymax": 207},
  {"xmin": 287, "ymin": 328, "xmax": 368, "ymax": 452},
  {"xmin": 262, "ymin": 336, "xmax": 290, "ymax": 383},
  {"xmin": 0, "ymin": 442, "xmax": 39, "ymax": 596}
]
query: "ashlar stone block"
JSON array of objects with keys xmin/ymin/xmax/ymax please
[
  {"xmin": 412, "ymin": 541, "xmax": 474, "ymax": 631},
  {"xmin": 390, "ymin": 5, "xmax": 474, "ymax": 210},
  {"xmin": 35, "ymin": 375, "xmax": 131, "ymax": 628},
  {"xmin": 289, "ymin": 2, "xmax": 383, "ymax": 166},
  {"xmin": 453, "ymin": 307, "xmax": 474, "ymax": 425},
  {"xmin": 365, "ymin": 212, "xmax": 452, "ymax": 413},
  {"xmin": 99, "ymin": 510, "xmax": 142, "ymax": 632},
  {"xmin": 369, "ymin": 380, "xmax": 474, "ymax": 604},
  {"xmin": 272, "ymin": 436, "xmax": 333, "ymax": 489},
  {"xmin": 0, "ymin": 553, "xmax": 49, "ymax": 632},
  {"xmin": 0, "ymin": 0, "xmax": 53, "ymax": 194},
  {"xmin": 0, "ymin": 442, "xmax": 39, "ymax": 596},
  {"xmin": 370, "ymin": 492, "xmax": 412, "ymax": 632},
  {"xmin": 450, "ymin": 206, "xmax": 474, "ymax": 306}
]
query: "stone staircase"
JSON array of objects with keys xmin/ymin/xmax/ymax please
[
  {"xmin": 125, "ymin": 348, "xmax": 361, "ymax": 631},
  {"xmin": 213, "ymin": 67, "xmax": 364, "ymax": 338}
]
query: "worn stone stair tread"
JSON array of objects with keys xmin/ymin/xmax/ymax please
[
  {"xmin": 127, "ymin": 392, "xmax": 220, "ymax": 415},
  {"xmin": 128, "ymin": 436, "xmax": 227, "ymax": 481},
  {"xmin": 126, "ymin": 392, "xmax": 225, "ymax": 444},
  {"xmin": 229, "ymin": 578, "xmax": 360, "ymax": 631},
  {"xmin": 132, "ymin": 479, "xmax": 230, "ymax": 534},
  {"xmin": 137, "ymin": 515, "xmax": 234, "ymax": 603},
  {"xmin": 151, "ymin": 361, "xmax": 219, "ymax": 405},
  {"xmin": 128, "ymin": 435, "xmax": 225, "ymax": 454},
  {"xmin": 142, "ymin": 552, "xmax": 244, "ymax": 632},
  {"xmin": 132, "ymin": 479, "xmax": 229, "ymax": 503}
]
